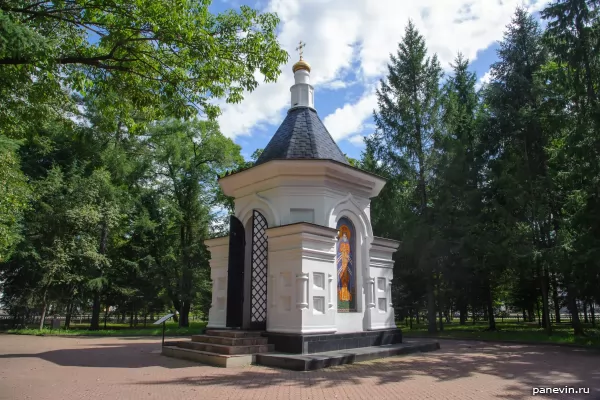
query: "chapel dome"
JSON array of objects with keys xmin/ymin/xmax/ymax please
[{"xmin": 292, "ymin": 57, "xmax": 311, "ymax": 73}]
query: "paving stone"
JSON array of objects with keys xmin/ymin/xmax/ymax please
[{"xmin": 1, "ymin": 335, "xmax": 599, "ymax": 400}]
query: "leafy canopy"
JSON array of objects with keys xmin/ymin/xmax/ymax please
[{"xmin": 0, "ymin": 0, "xmax": 289, "ymax": 137}]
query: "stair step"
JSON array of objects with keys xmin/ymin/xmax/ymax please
[
  {"xmin": 255, "ymin": 341, "xmax": 441, "ymax": 371},
  {"xmin": 204, "ymin": 329, "xmax": 264, "ymax": 338},
  {"xmin": 162, "ymin": 346, "xmax": 253, "ymax": 368},
  {"xmin": 177, "ymin": 340, "xmax": 274, "ymax": 355},
  {"xmin": 191, "ymin": 335, "xmax": 269, "ymax": 346}
]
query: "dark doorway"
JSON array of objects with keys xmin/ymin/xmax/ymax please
[
  {"xmin": 226, "ymin": 215, "xmax": 245, "ymax": 328},
  {"xmin": 248, "ymin": 210, "xmax": 268, "ymax": 330}
]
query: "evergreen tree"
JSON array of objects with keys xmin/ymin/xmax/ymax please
[
  {"xmin": 371, "ymin": 20, "xmax": 443, "ymax": 333},
  {"xmin": 542, "ymin": 0, "xmax": 600, "ymax": 334},
  {"xmin": 482, "ymin": 8, "xmax": 554, "ymax": 334},
  {"xmin": 434, "ymin": 54, "xmax": 480, "ymax": 326}
]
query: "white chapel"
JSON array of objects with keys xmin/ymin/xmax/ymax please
[{"xmin": 203, "ymin": 50, "xmax": 401, "ymax": 353}]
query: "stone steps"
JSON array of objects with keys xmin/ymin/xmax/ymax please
[
  {"xmin": 204, "ymin": 329, "xmax": 264, "ymax": 338},
  {"xmin": 254, "ymin": 340, "xmax": 441, "ymax": 371},
  {"xmin": 161, "ymin": 329, "xmax": 272, "ymax": 368},
  {"xmin": 177, "ymin": 340, "xmax": 274, "ymax": 355},
  {"xmin": 162, "ymin": 346, "xmax": 255, "ymax": 368},
  {"xmin": 191, "ymin": 334, "xmax": 269, "ymax": 346}
]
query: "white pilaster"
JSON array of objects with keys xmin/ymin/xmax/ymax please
[{"xmin": 204, "ymin": 235, "xmax": 230, "ymax": 329}]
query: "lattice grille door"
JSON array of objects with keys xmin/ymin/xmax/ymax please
[{"xmin": 249, "ymin": 210, "xmax": 268, "ymax": 329}]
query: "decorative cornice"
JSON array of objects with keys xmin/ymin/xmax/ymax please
[
  {"xmin": 327, "ymin": 192, "xmax": 374, "ymax": 240},
  {"xmin": 235, "ymin": 191, "xmax": 280, "ymax": 228}
]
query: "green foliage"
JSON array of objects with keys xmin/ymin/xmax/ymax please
[
  {"xmin": 0, "ymin": 0, "xmax": 285, "ymax": 328},
  {"xmin": 370, "ymin": 20, "xmax": 443, "ymax": 333},
  {"xmin": 366, "ymin": 5, "xmax": 600, "ymax": 337},
  {"xmin": 0, "ymin": 137, "xmax": 32, "ymax": 262},
  {"xmin": 0, "ymin": 0, "xmax": 288, "ymax": 138}
]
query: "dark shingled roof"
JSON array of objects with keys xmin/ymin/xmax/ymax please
[{"xmin": 255, "ymin": 107, "xmax": 349, "ymax": 166}]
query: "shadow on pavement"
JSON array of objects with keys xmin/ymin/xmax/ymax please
[
  {"xmin": 0, "ymin": 341, "xmax": 192, "ymax": 369},
  {"xmin": 136, "ymin": 340, "xmax": 600, "ymax": 399}
]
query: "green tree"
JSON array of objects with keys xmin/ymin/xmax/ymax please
[
  {"xmin": 542, "ymin": 0, "xmax": 600, "ymax": 334},
  {"xmin": 481, "ymin": 8, "xmax": 554, "ymax": 334},
  {"xmin": 434, "ymin": 54, "xmax": 481, "ymax": 327},
  {"xmin": 148, "ymin": 119, "xmax": 243, "ymax": 327},
  {"xmin": 371, "ymin": 20, "xmax": 443, "ymax": 333},
  {"xmin": 0, "ymin": 137, "xmax": 32, "ymax": 262},
  {"xmin": 0, "ymin": 0, "xmax": 288, "ymax": 139}
]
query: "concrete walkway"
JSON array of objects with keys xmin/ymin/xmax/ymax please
[{"xmin": 0, "ymin": 335, "xmax": 598, "ymax": 399}]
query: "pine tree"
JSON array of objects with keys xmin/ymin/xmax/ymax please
[
  {"xmin": 372, "ymin": 20, "xmax": 443, "ymax": 333},
  {"xmin": 542, "ymin": 0, "xmax": 600, "ymax": 335},
  {"xmin": 434, "ymin": 54, "xmax": 480, "ymax": 326},
  {"xmin": 482, "ymin": 8, "xmax": 555, "ymax": 334}
]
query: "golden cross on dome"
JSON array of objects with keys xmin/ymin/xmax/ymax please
[{"xmin": 296, "ymin": 41, "xmax": 306, "ymax": 58}]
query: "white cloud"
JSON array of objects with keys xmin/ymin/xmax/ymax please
[
  {"xmin": 218, "ymin": 0, "xmax": 550, "ymax": 141},
  {"xmin": 476, "ymin": 70, "xmax": 493, "ymax": 90},
  {"xmin": 321, "ymin": 80, "xmax": 350, "ymax": 90},
  {"xmin": 322, "ymin": 89, "xmax": 377, "ymax": 141},
  {"xmin": 348, "ymin": 135, "xmax": 367, "ymax": 147}
]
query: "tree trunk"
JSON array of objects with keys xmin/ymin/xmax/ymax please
[
  {"xmin": 426, "ymin": 280, "xmax": 437, "ymax": 333},
  {"xmin": 566, "ymin": 284, "xmax": 585, "ymax": 335},
  {"xmin": 39, "ymin": 300, "xmax": 48, "ymax": 331},
  {"xmin": 415, "ymin": 308, "xmax": 420, "ymax": 324},
  {"xmin": 179, "ymin": 301, "xmax": 191, "ymax": 327},
  {"xmin": 459, "ymin": 304, "xmax": 467, "ymax": 325},
  {"xmin": 103, "ymin": 304, "xmax": 109, "ymax": 329},
  {"xmin": 90, "ymin": 292, "xmax": 101, "ymax": 330},
  {"xmin": 486, "ymin": 279, "xmax": 496, "ymax": 331},
  {"xmin": 170, "ymin": 295, "xmax": 181, "ymax": 323},
  {"xmin": 583, "ymin": 301, "xmax": 589, "ymax": 323},
  {"xmin": 409, "ymin": 308, "xmax": 413, "ymax": 329},
  {"xmin": 551, "ymin": 273, "xmax": 561, "ymax": 323},
  {"xmin": 590, "ymin": 303, "xmax": 596, "ymax": 327},
  {"xmin": 90, "ymin": 222, "xmax": 108, "ymax": 331},
  {"xmin": 437, "ymin": 283, "xmax": 444, "ymax": 332},
  {"xmin": 527, "ymin": 304, "xmax": 535, "ymax": 322},
  {"xmin": 540, "ymin": 265, "xmax": 552, "ymax": 335},
  {"xmin": 65, "ymin": 302, "xmax": 73, "ymax": 329}
]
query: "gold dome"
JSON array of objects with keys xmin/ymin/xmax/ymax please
[{"xmin": 292, "ymin": 57, "xmax": 311, "ymax": 73}]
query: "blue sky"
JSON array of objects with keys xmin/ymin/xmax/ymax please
[{"xmin": 210, "ymin": 0, "xmax": 550, "ymax": 161}]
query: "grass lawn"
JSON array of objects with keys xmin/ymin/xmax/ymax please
[
  {"xmin": 401, "ymin": 321, "xmax": 600, "ymax": 348},
  {"xmin": 4, "ymin": 321, "xmax": 207, "ymax": 337}
]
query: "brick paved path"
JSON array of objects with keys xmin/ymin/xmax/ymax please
[{"xmin": 0, "ymin": 335, "xmax": 598, "ymax": 400}]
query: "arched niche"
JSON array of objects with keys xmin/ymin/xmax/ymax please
[
  {"xmin": 327, "ymin": 193, "xmax": 374, "ymax": 241},
  {"xmin": 236, "ymin": 192, "xmax": 278, "ymax": 229},
  {"xmin": 336, "ymin": 217, "xmax": 358, "ymax": 313}
]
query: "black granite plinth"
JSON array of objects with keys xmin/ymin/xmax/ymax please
[
  {"xmin": 262, "ymin": 328, "xmax": 403, "ymax": 354},
  {"xmin": 255, "ymin": 340, "xmax": 440, "ymax": 371}
]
